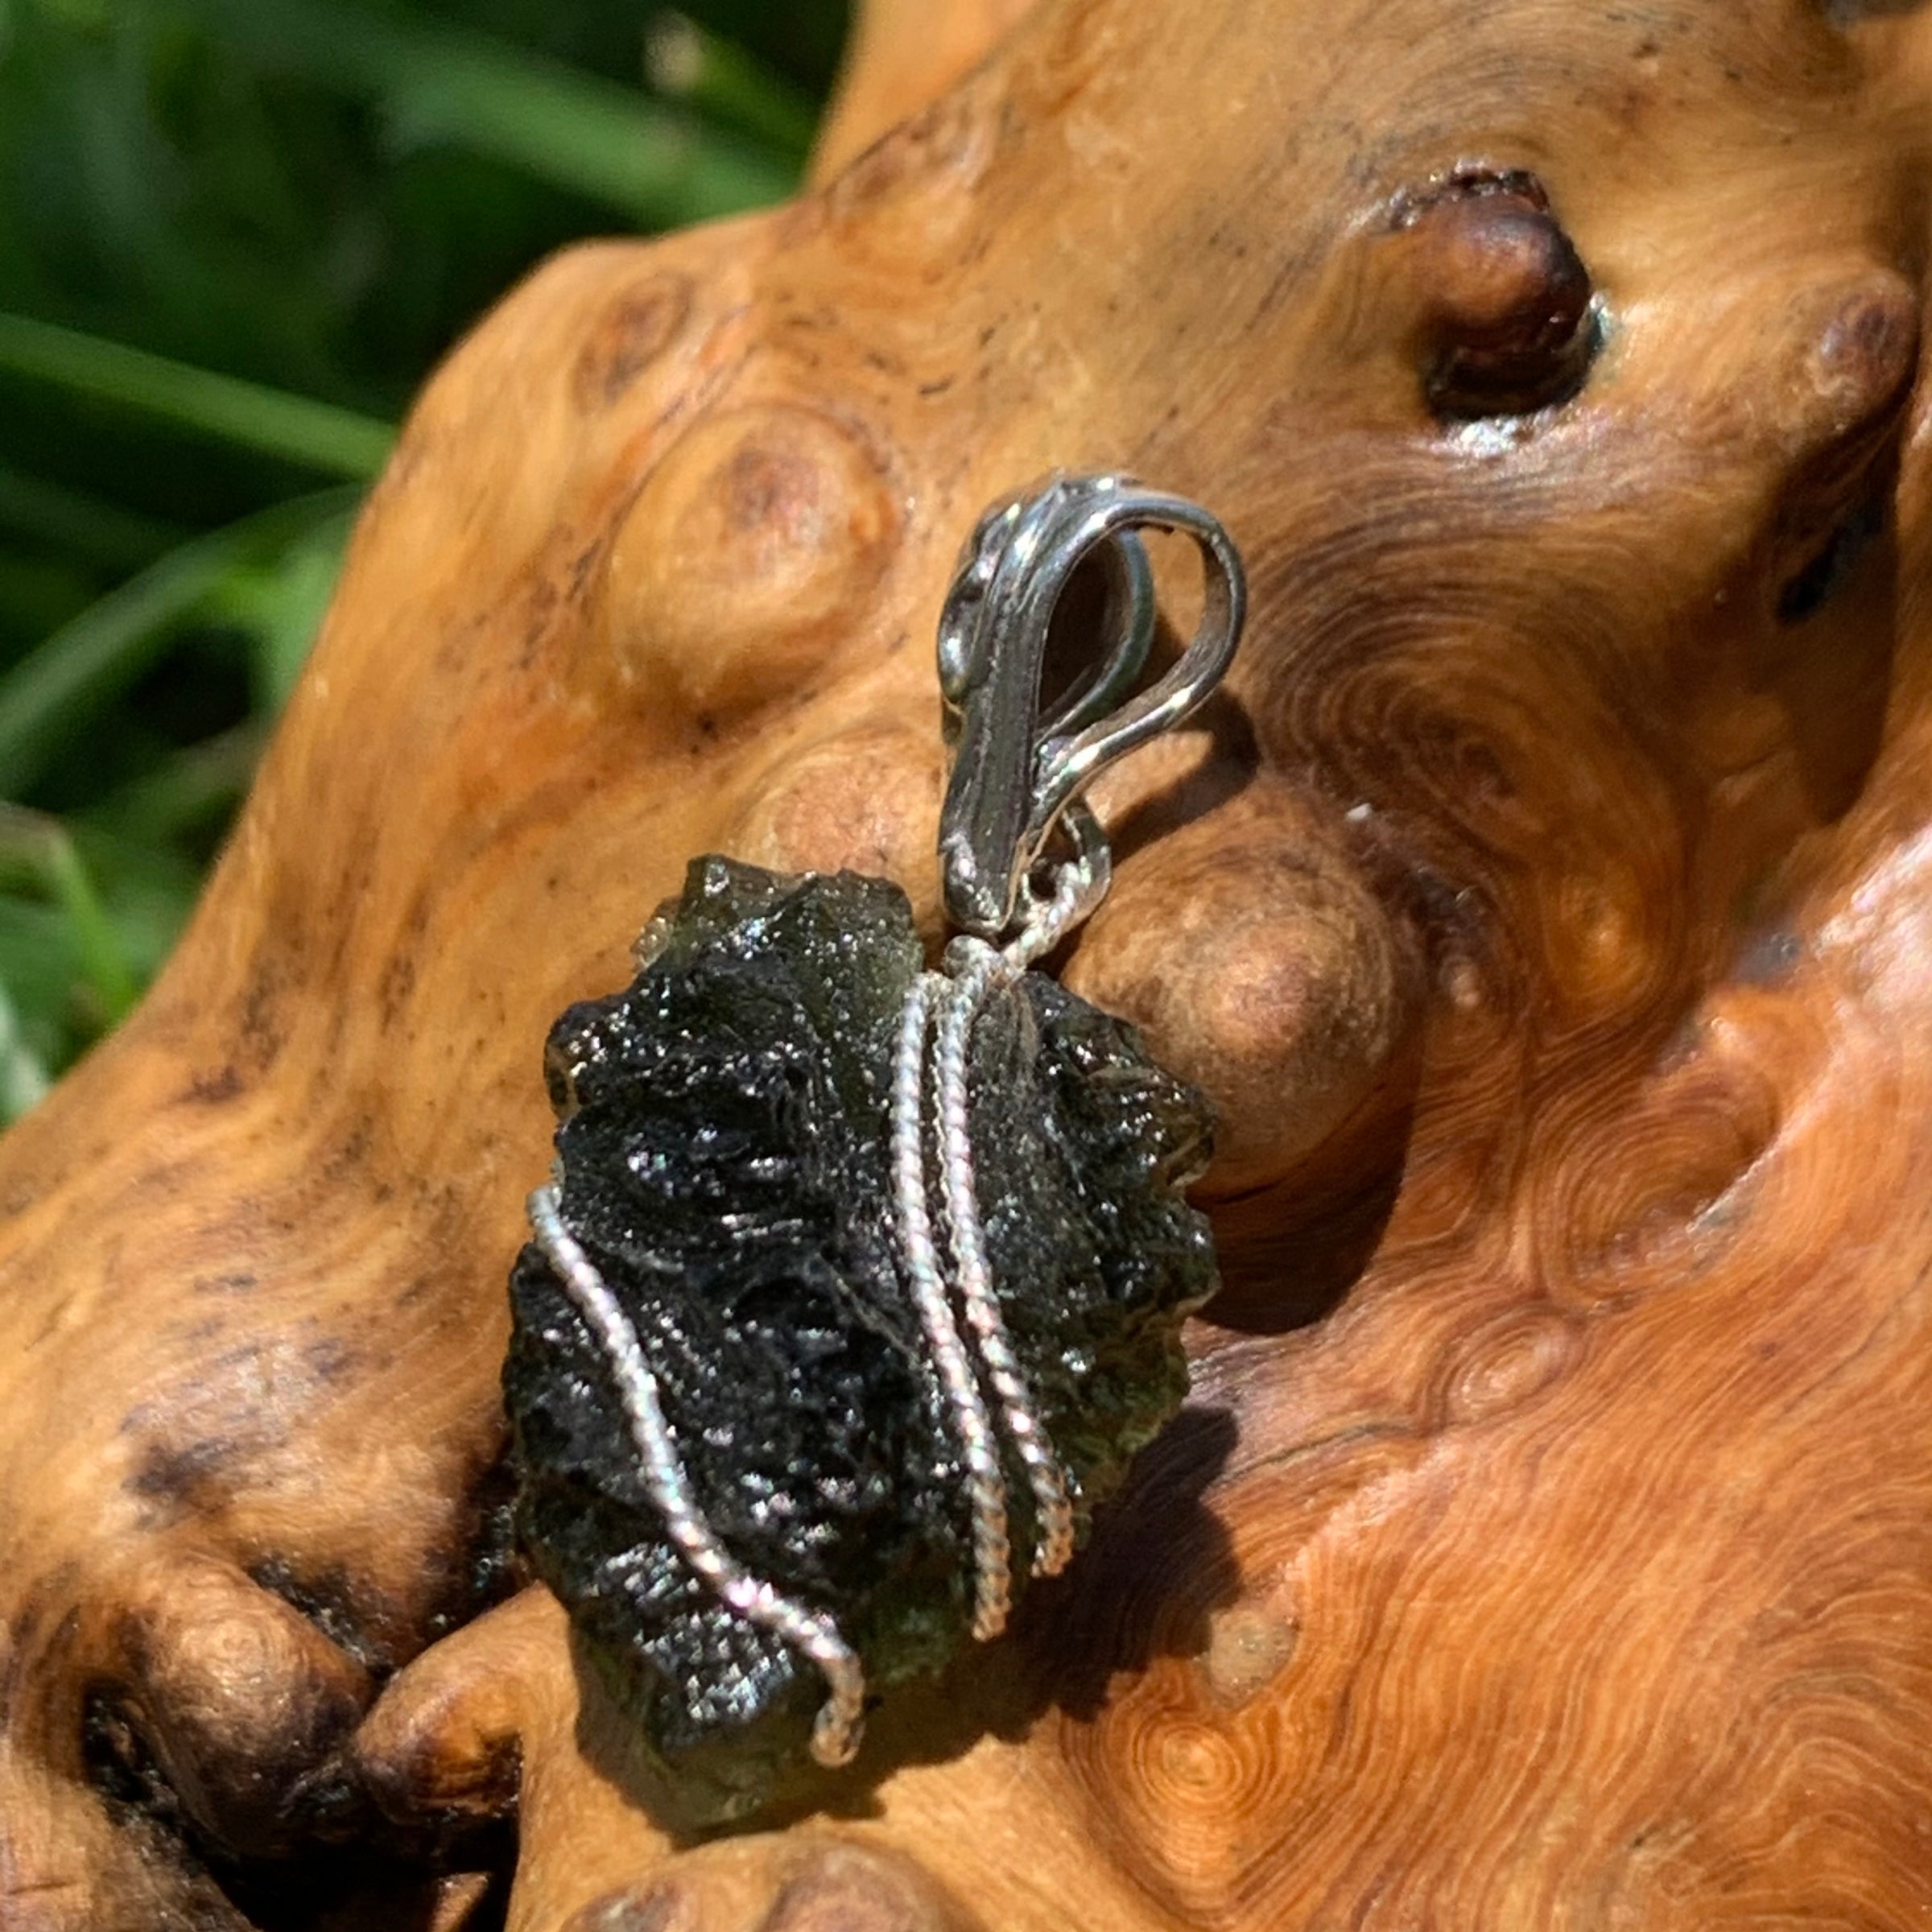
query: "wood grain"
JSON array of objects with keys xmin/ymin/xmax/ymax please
[
  {"xmin": 810, "ymin": 0, "xmax": 1038, "ymax": 185},
  {"xmin": 6, "ymin": 0, "xmax": 1932, "ymax": 1926}
]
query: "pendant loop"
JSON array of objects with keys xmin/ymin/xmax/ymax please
[{"xmin": 936, "ymin": 473, "xmax": 1246, "ymax": 940}]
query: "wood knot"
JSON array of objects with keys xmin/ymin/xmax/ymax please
[
  {"xmin": 1758, "ymin": 269, "xmax": 1918, "ymax": 631},
  {"xmin": 572, "ymin": 272, "xmax": 694, "ymax": 411},
  {"xmin": 604, "ymin": 404, "xmax": 898, "ymax": 723},
  {"xmin": 99, "ymin": 1554, "xmax": 371, "ymax": 1860},
  {"xmin": 1437, "ymin": 1307, "xmax": 1583, "ymax": 1427},
  {"xmin": 1074, "ymin": 1657, "xmax": 1298, "ymax": 1918},
  {"xmin": 1807, "ymin": 275, "xmax": 1919, "ymax": 431},
  {"xmin": 1542, "ymin": 986, "xmax": 1792, "ymax": 1302},
  {"xmin": 1195, "ymin": 1602, "xmax": 1298, "ymax": 1710},
  {"xmin": 1394, "ymin": 168, "xmax": 1597, "ymax": 419}
]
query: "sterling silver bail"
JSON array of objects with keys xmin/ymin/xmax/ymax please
[{"xmin": 936, "ymin": 473, "xmax": 1248, "ymax": 943}]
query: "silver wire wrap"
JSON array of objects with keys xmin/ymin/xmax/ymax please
[
  {"xmin": 527, "ymin": 1181, "xmax": 868, "ymax": 1767},
  {"xmin": 890, "ymin": 974, "xmax": 1013, "ymax": 1638},
  {"xmin": 886, "ymin": 821, "xmax": 1109, "ymax": 1635}
]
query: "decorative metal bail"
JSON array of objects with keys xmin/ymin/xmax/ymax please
[{"xmin": 936, "ymin": 473, "xmax": 1247, "ymax": 942}]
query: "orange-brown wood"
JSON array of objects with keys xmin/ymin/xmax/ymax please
[
  {"xmin": 6, "ymin": 1, "xmax": 1932, "ymax": 1926},
  {"xmin": 810, "ymin": 0, "xmax": 1038, "ymax": 184}
]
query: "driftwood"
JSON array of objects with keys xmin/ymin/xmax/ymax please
[{"xmin": 6, "ymin": 0, "xmax": 1932, "ymax": 1925}]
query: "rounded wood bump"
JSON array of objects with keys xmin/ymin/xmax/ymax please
[
  {"xmin": 605, "ymin": 405, "xmax": 900, "ymax": 723},
  {"xmin": 102, "ymin": 1552, "xmax": 370, "ymax": 1859},
  {"xmin": 725, "ymin": 716, "xmax": 945, "ymax": 926},
  {"xmin": 1802, "ymin": 269, "xmax": 1918, "ymax": 442},
  {"xmin": 1394, "ymin": 169, "xmax": 1597, "ymax": 418},
  {"xmin": 1067, "ymin": 800, "xmax": 1422, "ymax": 1198},
  {"xmin": 754, "ymin": 1844, "xmax": 973, "ymax": 1932},
  {"xmin": 564, "ymin": 1884, "xmax": 704, "ymax": 1932}
]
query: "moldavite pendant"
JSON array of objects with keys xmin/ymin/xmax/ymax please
[{"xmin": 505, "ymin": 476, "xmax": 1246, "ymax": 1819}]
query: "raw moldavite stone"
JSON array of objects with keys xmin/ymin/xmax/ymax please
[{"xmin": 505, "ymin": 856, "xmax": 1216, "ymax": 1816}]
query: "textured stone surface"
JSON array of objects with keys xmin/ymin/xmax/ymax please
[{"xmin": 505, "ymin": 857, "xmax": 1216, "ymax": 1814}]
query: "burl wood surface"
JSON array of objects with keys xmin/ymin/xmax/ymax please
[
  {"xmin": 6, "ymin": 0, "xmax": 1932, "ymax": 1926},
  {"xmin": 809, "ymin": 0, "xmax": 1037, "ymax": 184}
]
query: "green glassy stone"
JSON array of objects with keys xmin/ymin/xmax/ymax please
[{"xmin": 504, "ymin": 856, "xmax": 1216, "ymax": 1820}]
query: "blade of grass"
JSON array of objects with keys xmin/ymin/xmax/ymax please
[
  {"xmin": 0, "ymin": 898, "xmax": 80, "ymax": 1026},
  {"xmin": 67, "ymin": 824, "xmax": 204, "ymax": 983},
  {"xmin": 644, "ymin": 12, "xmax": 819, "ymax": 158},
  {"xmin": 160, "ymin": 0, "xmax": 799, "ymax": 227},
  {"xmin": 0, "ymin": 891, "xmax": 122, "ymax": 1101},
  {"xmin": 0, "ymin": 976, "xmax": 52, "ymax": 1125},
  {"xmin": 81, "ymin": 720, "xmax": 266, "ymax": 848},
  {"xmin": 0, "ymin": 315, "xmax": 396, "ymax": 478},
  {"xmin": 0, "ymin": 806, "xmax": 139, "ymax": 1023},
  {"xmin": 0, "ymin": 488, "xmax": 360, "ymax": 799},
  {"xmin": 0, "ymin": 464, "xmax": 186, "ymax": 572},
  {"xmin": 207, "ymin": 511, "xmax": 356, "ymax": 716},
  {"xmin": 0, "ymin": 550, "xmax": 97, "ymax": 641}
]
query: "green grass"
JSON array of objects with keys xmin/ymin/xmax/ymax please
[{"xmin": 0, "ymin": 0, "xmax": 847, "ymax": 1117}]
